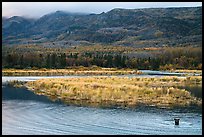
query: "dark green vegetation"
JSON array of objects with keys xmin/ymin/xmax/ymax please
[
  {"xmin": 2, "ymin": 45, "xmax": 202, "ymax": 70},
  {"xmin": 3, "ymin": 7, "xmax": 201, "ymax": 47}
]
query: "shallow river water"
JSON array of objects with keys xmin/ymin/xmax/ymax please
[{"xmin": 2, "ymin": 75, "xmax": 202, "ymax": 135}]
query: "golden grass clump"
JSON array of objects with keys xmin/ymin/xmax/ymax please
[
  {"xmin": 24, "ymin": 76, "xmax": 202, "ymax": 108},
  {"xmin": 2, "ymin": 68, "xmax": 141, "ymax": 76}
]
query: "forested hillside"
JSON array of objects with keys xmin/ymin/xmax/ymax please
[
  {"xmin": 2, "ymin": 7, "xmax": 202, "ymax": 70},
  {"xmin": 2, "ymin": 7, "xmax": 202, "ymax": 47}
]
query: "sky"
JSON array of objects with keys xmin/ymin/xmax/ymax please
[{"xmin": 2, "ymin": 2, "xmax": 202, "ymax": 18}]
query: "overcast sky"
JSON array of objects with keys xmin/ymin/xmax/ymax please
[{"xmin": 2, "ymin": 2, "xmax": 202, "ymax": 18}]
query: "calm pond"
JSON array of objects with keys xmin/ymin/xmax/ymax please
[{"xmin": 2, "ymin": 74, "xmax": 202, "ymax": 135}]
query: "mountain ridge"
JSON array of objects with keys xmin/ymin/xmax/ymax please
[{"xmin": 2, "ymin": 6, "xmax": 202, "ymax": 47}]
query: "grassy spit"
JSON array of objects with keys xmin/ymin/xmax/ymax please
[
  {"xmin": 10, "ymin": 76, "xmax": 202, "ymax": 109},
  {"xmin": 169, "ymin": 69, "xmax": 202, "ymax": 75},
  {"xmin": 2, "ymin": 67, "xmax": 141, "ymax": 76}
]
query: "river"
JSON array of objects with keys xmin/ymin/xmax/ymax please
[{"xmin": 2, "ymin": 74, "xmax": 202, "ymax": 135}]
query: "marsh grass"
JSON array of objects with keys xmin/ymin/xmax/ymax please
[
  {"xmin": 21, "ymin": 76, "xmax": 202, "ymax": 109},
  {"xmin": 170, "ymin": 69, "xmax": 202, "ymax": 75},
  {"xmin": 7, "ymin": 80, "xmax": 26, "ymax": 88},
  {"xmin": 2, "ymin": 67, "xmax": 141, "ymax": 76}
]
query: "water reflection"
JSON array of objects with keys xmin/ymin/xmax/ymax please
[
  {"xmin": 2, "ymin": 86, "xmax": 61, "ymax": 104},
  {"xmin": 2, "ymin": 85, "xmax": 202, "ymax": 135},
  {"xmin": 2, "ymin": 75, "xmax": 202, "ymax": 135}
]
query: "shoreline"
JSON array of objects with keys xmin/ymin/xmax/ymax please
[
  {"xmin": 2, "ymin": 67, "xmax": 141, "ymax": 76},
  {"xmin": 2, "ymin": 68, "xmax": 202, "ymax": 76}
]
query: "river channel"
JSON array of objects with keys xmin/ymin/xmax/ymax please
[{"xmin": 2, "ymin": 73, "xmax": 202, "ymax": 135}]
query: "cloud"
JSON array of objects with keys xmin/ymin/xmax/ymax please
[{"xmin": 2, "ymin": 2, "xmax": 202, "ymax": 18}]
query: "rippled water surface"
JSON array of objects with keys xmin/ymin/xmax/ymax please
[{"xmin": 2, "ymin": 76, "xmax": 202, "ymax": 135}]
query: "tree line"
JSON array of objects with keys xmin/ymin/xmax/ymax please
[{"xmin": 2, "ymin": 46, "xmax": 202, "ymax": 70}]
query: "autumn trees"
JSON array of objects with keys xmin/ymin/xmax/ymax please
[{"xmin": 2, "ymin": 45, "xmax": 202, "ymax": 70}]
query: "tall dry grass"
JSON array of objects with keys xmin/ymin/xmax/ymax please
[
  {"xmin": 2, "ymin": 67, "xmax": 141, "ymax": 76},
  {"xmin": 23, "ymin": 76, "xmax": 202, "ymax": 108}
]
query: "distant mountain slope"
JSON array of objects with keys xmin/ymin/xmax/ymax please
[{"xmin": 2, "ymin": 7, "xmax": 202, "ymax": 47}]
